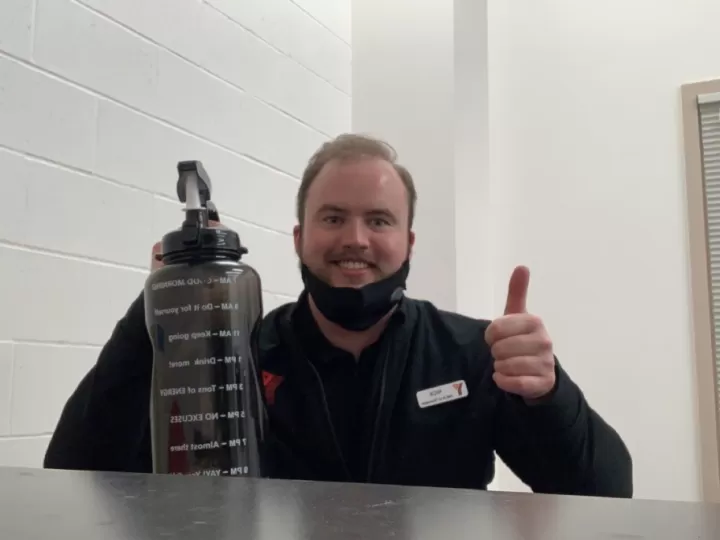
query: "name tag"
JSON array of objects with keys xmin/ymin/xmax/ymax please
[{"xmin": 416, "ymin": 380, "xmax": 468, "ymax": 409}]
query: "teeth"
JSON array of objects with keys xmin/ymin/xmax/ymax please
[{"xmin": 337, "ymin": 260, "xmax": 369, "ymax": 270}]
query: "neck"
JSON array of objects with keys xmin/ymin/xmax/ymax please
[{"xmin": 308, "ymin": 295, "xmax": 393, "ymax": 358}]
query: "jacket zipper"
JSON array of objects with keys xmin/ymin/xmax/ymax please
[
  {"xmin": 302, "ymin": 351, "xmax": 353, "ymax": 482},
  {"xmin": 284, "ymin": 303, "xmax": 405, "ymax": 484},
  {"xmin": 283, "ymin": 318, "xmax": 352, "ymax": 481},
  {"xmin": 365, "ymin": 344, "xmax": 390, "ymax": 482},
  {"xmin": 299, "ymin": 336, "xmax": 392, "ymax": 484},
  {"xmin": 364, "ymin": 319, "xmax": 414, "ymax": 484}
]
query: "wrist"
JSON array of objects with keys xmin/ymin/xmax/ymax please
[{"xmin": 523, "ymin": 378, "xmax": 558, "ymax": 406}]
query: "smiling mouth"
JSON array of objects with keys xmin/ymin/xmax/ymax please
[{"xmin": 333, "ymin": 260, "xmax": 374, "ymax": 270}]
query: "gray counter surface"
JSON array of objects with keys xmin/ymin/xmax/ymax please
[{"xmin": 1, "ymin": 466, "xmax": 719, "ymax": 539}]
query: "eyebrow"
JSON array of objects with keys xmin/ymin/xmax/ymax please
[
  {"xmin": 316, "ymin": 204, "xmax": 397, "ymax": 222},
  {"xmin": 316, "ymin": 204, "xmax": 348, "ymax": 215}
]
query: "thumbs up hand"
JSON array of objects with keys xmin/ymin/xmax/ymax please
[{"xmin": 485, "ymin": 266, "xmax": 556, "ymax": 401}]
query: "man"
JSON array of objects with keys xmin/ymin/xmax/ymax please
[{"xmin": 44, "ymin": 134, "xmax": 632, "ymax": 497}]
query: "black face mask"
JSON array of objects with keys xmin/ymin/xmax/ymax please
[{"xmin": 300, "ymin": 260, "xmax": 410, "ymax": 331}]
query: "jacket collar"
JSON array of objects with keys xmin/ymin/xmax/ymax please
[{"xmin": 256, "ymin": 290, "xmax": 415, "ymax": 373}]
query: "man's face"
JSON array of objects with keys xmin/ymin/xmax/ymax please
[{"xmin": 294, "ymin": 157, "xmax": 415, "ymax": 288}]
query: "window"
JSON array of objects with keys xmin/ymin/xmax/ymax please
[{"xmin": 682, "ymin": 80, "xmax": 720, "ymax": 502}]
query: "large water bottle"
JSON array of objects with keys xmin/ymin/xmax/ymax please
[{"xmin": 144, "ymin": 160, "xmax": 267, "ymax": 478}]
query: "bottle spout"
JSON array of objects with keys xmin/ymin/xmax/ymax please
[{"xmin": 177, "ymin": 160, "xmax": 212, "ymax": 211}]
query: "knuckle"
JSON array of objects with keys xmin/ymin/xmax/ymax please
[
  {"xmin": 526, "ymin": 313, "xmax": 543, "ymax": 329},
  {"xmin": 486, "ymin": 326, "xmax": 502, "ymax": 346},
  {"xmin": 515, "ymin": 377, "xmax": 531, "ymax": 394},
  {"xmin": 537, "ymin": 334, "xmax": 553, "ymax": 351},
  {"xmin": 484, "ymin": 325, "xmax": 496, "ymax": 344}
]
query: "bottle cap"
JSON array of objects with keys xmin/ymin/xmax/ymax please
[{"xmin": 160, "ymin": 161, "xmax": 248, "ymax": 264}]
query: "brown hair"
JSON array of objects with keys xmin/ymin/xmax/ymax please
[{"xmin": 296, "ymin": 133, "xmax": 417, "ymax": 228}]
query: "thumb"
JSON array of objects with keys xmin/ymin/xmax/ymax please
[{"xmin": 504, "ymin": 265, "xmax": 530, "ymax": 315}]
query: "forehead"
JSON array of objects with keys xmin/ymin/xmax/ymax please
[{"xmin": 306, "ymin": 157, "xmax": 407, "ymax": 211}]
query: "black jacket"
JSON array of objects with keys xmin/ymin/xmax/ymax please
[{"xmin": 44, "ymin": 290, "xmax": 633, "ymax": 497}]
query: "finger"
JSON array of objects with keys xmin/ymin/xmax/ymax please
[
  {"xmin": 504, "ymin": 265, "xmax": 530, "ymax": 315},
  {"xmin": 485, "ymin": 313, "xmax": 543, "ymax": 345},
  {"xmin": 491, "ymin": 333, "xmax": 552, "ymax": 361},
  {"xmin": 493, "ymin": 372, "xmax": 548, "ymax": 397},
  {"xmin": 494, "ymin": 356, "xmax": 550, "ymax": 377},
  {"xmin": 152, "ymin": 220, "xmax": 224, "ymax": 271},
  {"xmin": 207, "ymin": 202, "xmax": 220, "ymax": 222},
  {"xmin": 209, "ymin": 219, "xmax": 228, "ymax": 230},
  {"xmin": 151, "ymin": 242, "xmax": 163, "ymax": 270}
]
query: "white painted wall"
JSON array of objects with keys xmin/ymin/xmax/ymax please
[
  {"xmin": 354, "ymin": 0, "xmax": 716, "ymax": 502},
  {"xmin": 0, "ymin": 0, "xmax": 350, "ymax": 468},
  {"xmin": 486, "ymin": 0, "xmax": 720, "ymax": 503}
]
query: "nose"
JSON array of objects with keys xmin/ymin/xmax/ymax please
[{"xmin": 340, "ymin": 218, "xmax": 370, "ymax": 250}]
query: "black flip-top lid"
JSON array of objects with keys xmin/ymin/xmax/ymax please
[
  {"xmin": 161, "ymin": 225, "xmax": 248, "ymax": 264},
  {"xmin": 160, "ymin": 160, "xmax": 248, "ymax": 264}
]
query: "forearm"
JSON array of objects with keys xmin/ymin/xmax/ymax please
[
  {"xmin": 495, "ymin": 365, "xmax": 633, "ymax": 498},
  {"xmin": 521, "ymin": 366, "xmax": 632, "ymax": 497},
  {"xmin": 45, "ymin": 291, "xmax": 154, "ymax": 472}
]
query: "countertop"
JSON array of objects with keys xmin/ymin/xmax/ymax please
[{"xmin": 1, "ymin": 466, "xmax": 719, "ymax": 539}]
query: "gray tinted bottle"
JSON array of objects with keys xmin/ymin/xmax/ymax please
[{"xmin": 144, "ymin": 161, "xmax": 267, "ymax": 477}]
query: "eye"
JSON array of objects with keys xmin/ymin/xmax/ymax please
[
  {"xmin": 369, "ymin": 217, "xmax": 390, "ymax": 228},
  {"xmin": 323, "ymin": 215, "xmax": 343, "ymax": 225}
]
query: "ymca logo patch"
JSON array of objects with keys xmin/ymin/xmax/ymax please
[{"xmin": 262, "ymin": 371, "xmax": 284, "ymax": 406}]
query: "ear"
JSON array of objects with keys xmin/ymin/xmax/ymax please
[
  {"xmin": 293, "ymin": 224, "xmax": 302, "ymax": 258},
  {"xmin": 408, "ymin": 230, "xmax": 416, "ymax": 258}
]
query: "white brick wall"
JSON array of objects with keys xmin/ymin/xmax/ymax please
[{"xmin": 0, "ymin": 0, "xmax": 351, "ymax": 467}]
